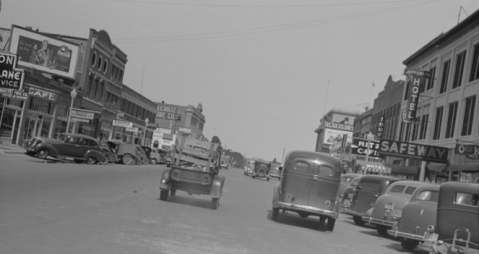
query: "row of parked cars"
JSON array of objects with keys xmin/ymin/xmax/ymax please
[
  {"xmin": 338, "ymin": 173, "xmax": 479, "ymax": 253},
  {"xmin": 24, "ymin": 133, "xmax": 170, "ymax": 165},
  {"xmin": 267, "ymin": 150, "xmax": 478, "ymax": 254}
]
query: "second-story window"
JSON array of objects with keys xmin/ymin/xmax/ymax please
[
  {"xmin": 452, "ymin": 51, "xmax": 466, "ymax": 89},
  {"xmin": 470, "ymin": 43, "xmax": 479, "ymax": 82},
  {"xmin": 427, "ymin": 66, "xmax": 436, "ymax": 90},
  {"xmin": 433, "ymin": 106, "xmax": 443, "ymax": 140},
  {"xmin": 461, "ymin": 96, "xmax": 476, "ymax": 136},
  {"xmin": 445, "ymin": 101, "xmax": 458, "ymax": 139},
  {"xmin": 439, "ymin": 60, "xmax": 450, "ymax": 94}
]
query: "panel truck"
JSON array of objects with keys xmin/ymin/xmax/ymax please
[{"xmin": 159, "ymin": 135, "xmax": 225, "ymax": 210}]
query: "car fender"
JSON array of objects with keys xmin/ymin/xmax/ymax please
[
  {"xmin": 272, "ymin": 183, "xmax": 280, "ymax": 208},
  {"xmin": 159, "ymin": 169, "xmax": 171, "ymax": 190},
  {"xmin": 85, "ymin": 150, "xmax": 106, "ymax": 162},
  {"xmin": 209, "ymin": 175, "xmax": 225, "ymax": 198},
  {"xmin": 37, "ymin": 143, "xmax": 60, "ymax": 156}
]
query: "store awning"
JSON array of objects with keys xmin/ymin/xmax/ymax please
[
  {"xmin": 384, "ymin": 164, "xmax": 418, "ymax": 175},
  {"xmin": 448, "ymin": 163, "xmax": 479, "ymax": 172}
]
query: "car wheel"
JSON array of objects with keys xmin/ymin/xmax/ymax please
[
  {"xmin": 150, "ymin": 159, "xmax": 157, "ymax": 165},
  {"xmin": 74, "ymin": 159, "xmax": 83, "ymax": 164},
  {"xmin": 319, "ymin": 216, "xmax": 327, "ymax": 222},
  {"xmin": 377, "ymin": 226, "xmax": 389, "ymax": 236},
  {"xmin": 211, "ymin": 198, "xmax": 219, "ymax": 210},
  {"xmin": 159, "ymin": 189, "xmax": 169, "ymax": 201},
  {"xmin": 326, "ymin": 218, "xmax": 336, "ymax": 231},
  {"xmin": 100, "ymin": 156, "xmax": 110, "ymax": 165},
  {"xmin": 86, "ymin": 156, "xmax": 97, "ymax": 165},
  {"xmin": 353, "ymin": 216, "xmax": 365, "ymax": 226},
  {"xmin": 36, "ymin": 148, "xmax": 49, "ymax": 159},
  {"xmin": 170, "ymin": 188, "xmax": 176, "ymax": 197},
  {"xmin": 122, "ymin": 155, "xmax": 134, "ymax": 165},
  {"xmin": 401, "ymin": 239, "xmax": 418, "ymax": 251},
  {"xmin": 272, "ymin": 207, "xmax": 279, "ymax": 221},
  {"xmin": 299, "ymin": 212, "xmax": 309, "ymax": 218}
]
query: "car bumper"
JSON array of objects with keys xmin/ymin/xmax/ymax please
[
  {"xmin": 278, "ymin": 202, "xmax": 338, "ymax": 219},
  {"xmin": 387, "ymin": 228, "xmax": 426, "ymax": 241},
  {"xmin": 342, "ymin": 208, "xmax": 364, "ymax": 217},
  {"xmin": 362, "ymin": 215, "xmax": 395, "ymax": 227}
]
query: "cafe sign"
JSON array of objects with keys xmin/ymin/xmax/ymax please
[
  {"xmin": 455, "ymin": 144, "xmax": 479, "ymax": 160},
  {"xmin": 0, "ymin": 52, "xmax": 25, "ymax": 90},
  {"xmin": 26, "ymin": 84, "xmax": 59, "ymax": 102},
  {"xmin": 112, "ymin": 120, "xmax": 133, "ymax": 128},
  {"xmin": 351, "ymin": 138, "xmax": 381, "ymax": 158},
  {"xmin": 379, "ymin": 139, "xmax": 448, "ymax": 163}
]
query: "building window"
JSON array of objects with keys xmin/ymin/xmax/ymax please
[
  {"xmin": 411, "ymin": 122, "xmax": 418, "ymax": 141},
  {"xmin": 427, "ymin": 66, "xmax": 436, "ymax": 90},
  {"xmin": 445, "ymin": 101, "xmax": 458, "ymax": 139},
  {"xmin": 439, "ymin": 60, "xmax": 450, "ymax": 94},
  {"xmin": 399, "ymin": 122, "xmax": 404, "ymax": 141},
  {"xmin": 91, "ymin": 52, "xmax": 97, "ymax": 67},
  {"xmin": 419, "ymin": 113, "xmax": 429, "ymax": 140},
  {"xmin": 103, "ymin": 60, "xmax": 108, "ymax": 74},
  {"xmin": 461, "ymin": 96, "xmax": 476, "ymax": 136},
  {"xmin": 98, "ymin": 56, "xmax": 103, "ymax": 71},
  {"xmin": 452, "ymin": 51, "xmax": 466, "ymax": 89},
  {"xmin": 433, "ymin": 107, "xmax": 443, "ymax": 140},
  {"xmin": 470, "ymin": 43, "xmax": 479, "ymax": 82}
]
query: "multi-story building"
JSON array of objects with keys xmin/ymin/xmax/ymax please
[{"xmin": 400, "ymin": 9, "xmax": 479, "ymax": 183}]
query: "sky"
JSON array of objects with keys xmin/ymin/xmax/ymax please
[{"xmin": 1, "ymin": 0, "xmax": 479, "ymax": 162}]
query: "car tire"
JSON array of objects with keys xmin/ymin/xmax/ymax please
[
  {"xmin": 353, "ymin": 216, "xmax": 365, "ymax": 226},
  {"xmin": 86, "ymin": 156, "xmax": 97, "ymax": 165},
  {"xmin": 272, "ymin": 207, "xmax": 279, "ymax": 221},
  {"xmin": 100, "ymin": 156, "xmax": 110, "ymax": 165},
  {"xmin": 319, "ymin": 216, "xmax": 327, "ymax": 222},
  {"xmin": 299, "ymin": 212, "xmax": 309, "ymax": 218},
  {"xmin": 36, "ymin": 148, "xmax": 49, "ymax": 159},
  {"xmin": 327, "ymin": 218, "xmax": 336, "ymax": 231},
  {"xmin": 74, "ymin": 159, "xmax": 83, "ymax": 164},
  {"xmin": 150, "ymin": 159, "xmax": 157, "ymax": 165},
  {"xmin": 401, "ymin": 239, "xmax": 418, "ymax": 251},
  {"xmin": 211, "ymin": 198, "xmax": 219, "ymax": 210},
  {"xmin": 122, "ymin": 154, "xmax": 134, "ymax": 165},
  {"xmin": 159, "ymin": 189, "xmax": 169, "ymax": 201},
  {"xmin": 170, "ymin": 188, "xmax": 176, "ymax": 197}
]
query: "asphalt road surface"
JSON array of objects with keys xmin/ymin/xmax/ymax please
[{"xmin": 0, "ymin": 152, "xmax": 431, "ymax": 254}]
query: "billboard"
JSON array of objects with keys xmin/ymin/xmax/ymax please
[
  {"xmin": 323, "ymin": 128, "xmax": 352, "ymax": 145},
  {"xmin": 156, "ymin": 104, "xmax": 178, "ymax": 120},
  {"xmin": 9, "ymin": 25, "xmax": 79, "ymax": 79}
]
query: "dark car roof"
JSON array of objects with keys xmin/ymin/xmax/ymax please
[
  {"xmin": 285, "ymin": 150, "xmax": 341, "ymax": 167},
  {"xmin": 59, "ymin": 133, "xmax": 96, "ymax": 140},
  {"xmin": 358, "ymin": 175, "xmax": 402, "ymax": 182}
]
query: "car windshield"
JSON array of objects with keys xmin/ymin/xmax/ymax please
[
  {"xmin": 359, "ymin": 180, "xmax": 380, "ymax": 192},
  {"xmin": 417, "ymin": 191, "xmax": 439, "ymax": 202}
]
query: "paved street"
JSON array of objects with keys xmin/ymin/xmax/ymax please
[{"xmin": 1, "ymin": 150, "xmax": 430, "ymax": 254}]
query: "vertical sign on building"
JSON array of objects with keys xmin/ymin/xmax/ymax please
[
  {"xmin": 377, "ymin": 116, "xmax": 385, "ymax": 139},
  {"xmin": 404, "ymin": 68, "xmax": 431, "ymax": 121}
]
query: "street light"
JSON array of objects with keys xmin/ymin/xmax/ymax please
[
  {"xmin": 66, "ymin": 88, "xmax": 77, "ymax": 134},
  {"xmin": 143, "ymin": 117, "xmax": 149, "ymax": 145},
  {"xmin": 364, "ymin": 132, "xmax": 375, "ymax": 175}
]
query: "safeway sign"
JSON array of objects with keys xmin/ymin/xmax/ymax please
[
  {"xmin": 0, "ymin": 52, "xmax": 25, "ymax": 90},
  {"xmin": 379, "ymin": 139, "xmax": 448, "ymax": 164}
]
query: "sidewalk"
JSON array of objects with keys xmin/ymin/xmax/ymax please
[{"xmin": 0, "ymin": 139, "xmax": 26, "ymax": 154}]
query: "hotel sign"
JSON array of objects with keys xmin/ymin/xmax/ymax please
[
  {"xmin": 379, "ymin": 139, "xmax": 448, "ymax": 163},
  {"xmin": 404, "ymin": 68, "xmax": 431, "ymax": 121}
]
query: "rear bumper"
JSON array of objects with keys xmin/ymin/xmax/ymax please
[
  {"xmin": 278, "ymin": 202, "xmax": 338, "ymax": 219},
  {"xmin": 362, "ymin": 216, "xmax": 395, "ymax": 227},
  {"xmin": 387, "ymin": 228, "xmax": 425, "ymax": 241},
  {"xmin": 342, "ymin": 208, "xmax": 364, "ymax": 217}
]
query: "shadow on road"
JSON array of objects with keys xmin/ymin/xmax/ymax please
[
  {"xmin": 158, "ymin": 194, "xmax": 213, "ymax": 210},
  {"xmin": 383, "ymin": 242, "xmax": 430, "ymax": 254},
  {"xmin": 266, "ymin": 209, "xmax": 329, "ymax": 232}
]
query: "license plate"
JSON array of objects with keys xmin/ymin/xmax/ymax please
[
  {"xmin": 385, "ymin": 203, "xmax": 395, "ymax": 210},
  {"xmin": 391, "ymin": 209, "xmax": 402, "ymax": 217},
  {"xmin": 423, "ymin": 232, "xmax": 438, "ymax": 242}
]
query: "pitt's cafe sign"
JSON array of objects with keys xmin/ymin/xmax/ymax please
[{"xmin": 404, "ymin": 68, "xmax": 431, "ymax": 121}]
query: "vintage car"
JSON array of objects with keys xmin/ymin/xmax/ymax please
[
  {"xmin": 271, "ymin": 150, "xmax": 342, "ymax": 231},
  {"xmin": 25, "ymin": 133, "xmax": 106, "ymax": 164},
  {"xmin": 244, "ymin": 166, "xmax": 253, "ymax": 176},
  {"xmin": 269, "ymin": 165, "xmax": 281, "ymax": 180},
  {"xmin": 342, "ymin": 175, "xmax": 401, "ymax": 226},
  {"xmin": 340, "ymin": 175, "xmax": 362, "ymax": 210},
  {"xmin": 99, "ymin": 143, "xmax": 119, "ymax": 164},
  {"xmin": 101, "ymin": 140, "xmax": 141, "ymax": 165},
  {"xmin": 429, "ymin": 182, "xmax": 479, "ymax": 254},
  {"xmin": 338, "ymin": 174, "xmax": 362, "ymax": 200},
  {"xmin": 252, "ymin": 161, "xmax": 271, "ymax": 181},
  {"xmin": 159, "ymin": 135, "xmax": 225, "ymax": 210},
  {"xmin": 155, "ymin": 148, "xmax": 168, "ymax": 164},
  {"xmin": 387, "ymin": 184, "xmax": 440, "ymax": 251},
  {"xmin": 362, "ymin": 180, "xmax": 428, "ymax": 236},
  {"xmin": 140, "ymin": 146, "xmax": 161, "ymax": 164},
  {"xmin": 135, "ymin": 145, "xmax": 150, "ymax": 165}
]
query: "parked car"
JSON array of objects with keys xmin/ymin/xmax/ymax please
[
  {"xmin": 221, "ymin": 163, "xmax": 229, "ymax": 169},
  {"xmin": 269, "ymin": 165, "xmax": 281, "ymax": 180},
  {"xmin": 155, "ymin": 148, "xmax": 168, "ymax": 164},
  {"xmin": 340, "ymin": 176, "xmax": 362, "ymax": 210},
  {"xmin": 429, "ymin": 182, "xmax": 479, "ymax": 254},
  {"xmin": 271, "ymin": 150, "xmax": 342, "ymax": 231},
  {"xmin": 388, "ymin": 184, "xmax": 440, "ymax": 251},
  {"xmin": 342, "ymin": 175, "xmax": 401, "ymax": 226},
  {"xmin": 140, "ymin": 146, "xmax": 160, "ymax": 164},
  {"xmin": 99, "ymin": 143, "xmax": 119, "ymax": 164},
  {"xmin": 101, "ymin": 140, "xmax": 141, "ymax": 165},
  {"xmin": 252, "ymin": 161, "xmax": 271, "ymax": 181},
  {"xmin": 25, "ymin": 133, "xmax": 106, "ymax": 164},
  {"xmin": 135, "ymin": 145, "xmax": 150, "ymax": 165},
  {"xmin": 244, "ymin": 166, "xmax": 253, "ymax": 176},
  {"xmin": 362, "ymin": 180, "xmax": 429, "ymax": 236},
  {"xmin": 338, "ymin": 173, "xmax": 362, "ymax": 200}
]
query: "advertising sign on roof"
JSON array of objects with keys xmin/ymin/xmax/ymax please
[
  {"xmin": 9, "ymin": 25, "xmax": 79, "ymax": 80},
  {"xmin": 156, "ymin": 104, "xmax": 177, "ymax": 120},
  {"xmin": 0, "ymin": 51, "xmax": 25, "ymax": 90}
]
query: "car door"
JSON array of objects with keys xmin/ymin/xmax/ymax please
[
  {"xmin": 352, "ymin": 179, "xmax": 382, "ymax": 214},
  {"xmin": 70, "ymin": 138, "xmax": 91, "ymax": 158},
  {"xmin": 61, "ymin": 136, "xmax": 80, "ymax": 157},
  {"xmin": 307, "ymin": 163, "xmax": 338, "ymax": 210},
  {"xmin": 282, "ymin": 157, "xmax": 312, "ymax": 205}
]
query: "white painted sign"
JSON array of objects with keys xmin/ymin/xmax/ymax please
[
  {"xmin": 71, "ymin": 108, "xmax": 95, "ymax": 120},
  {"xmin": 155, "ymin": 128, "xmax": 171, "ymax": 134},
  {"xmin": 126, "ymin": 127, "xmax": 138, "ymax": 133},
  {"xmin": 112, "ymin": 120, "xmax": 133, "ymax": 128}
]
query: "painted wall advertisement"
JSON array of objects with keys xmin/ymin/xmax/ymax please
[
  {"xmin": 323, "ymin": 128, "xmax": 353, "ymax": 145},
  {"xmin": 156, "ymin": 104, "xmax": 177, "ymax": 120},
  {"xmin": 9, "ymin": 25, "xmax": 79, "ymax": 79}
]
